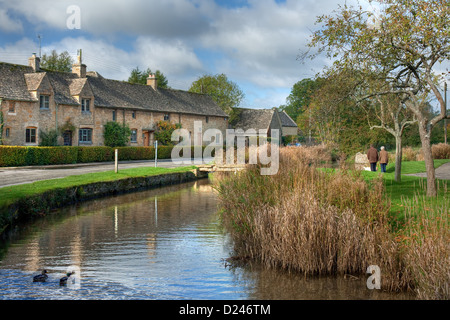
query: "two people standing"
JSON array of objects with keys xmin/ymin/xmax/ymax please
[{"xmin": 367, "ymin": 145, "xmax": 389, "ymax": 172}]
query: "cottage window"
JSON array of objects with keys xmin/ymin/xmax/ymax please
[
  {"xmin": 164, "ymin": 114, "xmax": 170, "ymax": 121},
  {"xmin": 26, "ymin": 127, "xmax": 37, "ymax": 143},
  {"xmin": 5, "ymin": 128, "xmax": 10, "ymax": 138},
  {"xmin": 113, "ymin": 110, "xmax": 117, "ymax": 121},
  {"xmin": 39, "ymin": 95, "xmax": 50, "ymax": 109},
  {"xmin": 8, "ymin": 102, "xmax": 15, "ymax": 113},
  {"xmin": 79, "ymin": 128, "xmax": 92, "ymax": 143},
  {"xmin": 132, "ymin": 111, "xmax": 136, "ymax": 119},
  {"xmin": 81, "ymin": 99, "xmax": 90, "ymax": 112},
  {"xmin": 131, "ymin": 129, "xmax": 137, "ymax": 143}
]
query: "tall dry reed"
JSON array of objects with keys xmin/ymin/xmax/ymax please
[{"xmin": 214, "ymin": 145, "xmax": 448, "ymax": 298}]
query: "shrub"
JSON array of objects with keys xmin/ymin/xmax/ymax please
[
  {"xmin": 77, "ymin": 146, "xmax": 113, "ymax": 163},
  {"xmin": 103, "ymin": 122, "xmax": 131, "ymax": 147},
  {"xmin": 402, "ymin": 146, "xmax": 418, "ymax": 161},
  {"xmin": 39, "ymin": 129, "xmax": 59, "ymax": 146},
  {"xmin": 156, "ymin": 145, "xmax": 174, "ymax": 159},
  {"xmin": 431, "ymin": 143, "xmax": 450, "ymax": 159},
  {"xmin": 116, "ymin": 147, "xmax": 155, "ymax": 161},
  {"xmin": 0, "ymin": 146, "xmax": 28, "ymax": 167},
  {"xmin": 154, "ymin": 121, "xmax": 181, "ymax": 146},
  {"xmin": 0, "ymin": 146, "xmax": 78, "ymax": 166}
]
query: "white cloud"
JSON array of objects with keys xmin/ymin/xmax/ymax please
[
  {"xmin": 0, "ymin": 0, "xmax": 355, "ymax": 108},
  {"xmin": 0, "ymin": 9, "xmax": 23, "ymax": 33}
]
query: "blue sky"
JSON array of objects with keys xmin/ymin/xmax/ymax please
[{"xmin": 0, "ymin": 0, "xmax": 361, "ymax": 109}]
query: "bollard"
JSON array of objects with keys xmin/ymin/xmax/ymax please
[
  {"xmin": 115, "ymin": 149, "xmax": 118, "ymax": 173},
  {"xmin": 154, "ymin": 140, "xmax": 158, "ymax": 167}
]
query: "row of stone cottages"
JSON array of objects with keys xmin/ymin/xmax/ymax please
[{"xmin": 0, "ymin": 52, "xmax": 297, "ymax": 148}]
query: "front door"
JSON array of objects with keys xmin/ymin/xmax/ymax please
[
  {"xmin": 143, "ymin": 131, "xmax": 150, "ymax": 146},
  {"xmin": 63, "ymin": 131, "xmax": 72, "ymax": 146}
]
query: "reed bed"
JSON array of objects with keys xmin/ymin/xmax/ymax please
[{"xmin": 214, "ymin": 145, "xmax": 449, "ymax": 299}]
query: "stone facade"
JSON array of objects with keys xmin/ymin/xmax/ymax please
[{"xmin": 0, "ymin": 54, "xmax": 228, "ymax": 147}]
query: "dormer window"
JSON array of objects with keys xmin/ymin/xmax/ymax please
[
  {"xmin": 81, "ymin": 99, "xmax": 90, "ymax": 112},
  {"xmin": 39, "ymin": 95, "xmax": 50, "ymax": 109}
]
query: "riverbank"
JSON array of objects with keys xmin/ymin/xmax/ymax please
[
  {"xmin": 0, "ymin": 166, "xmax": 207, "ymax": 237},
  {"xmin": 214, "ymin": 146, "xmax": 449, "ymax": 300}
]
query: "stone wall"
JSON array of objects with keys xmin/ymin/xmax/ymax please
[
  {"xmin": 0, "ymin": 170, "xmax": 208, "ymax": 237},
  {"xmin": 1, "ymin": 96, "xmax": 228, "ymax": 147}
]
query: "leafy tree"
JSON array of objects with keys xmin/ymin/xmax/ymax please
[
  {"xmin": 154, "ymin": 121, "xmax": 181, "ymax": 146},
  {"xmin": 128, "ymin": 67, "xmax": 169, "ymax": 89},
  {"xmin": 280, "ymin": 78, "xmax": 323, "ymax": 124},
  {"xmin": 40, "ymin": 50, "xmax": 74, "ymax": 72},
  {"xmin": 103, "ymin": 122, "xmax": 132, "ymax": 147},
  {"xmin": 307, "ymin": 0, "xmax": 450, "ymax": 196},
  {"xmin": 189, "ymin": 73, "xmax": 244, "ymax": 115}
]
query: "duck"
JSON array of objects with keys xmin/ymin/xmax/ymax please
[
  {"xmin": 33, "ymin": 270, "xmax": 48, "ymax": 282},
  {"xmin": 59, "ymin": 271, "xmax": 75, "ymax": 286}
]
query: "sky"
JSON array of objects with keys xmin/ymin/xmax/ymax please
[{"xmin": 0, "ymin": 0, "xmax": 375, "ymax": 109}]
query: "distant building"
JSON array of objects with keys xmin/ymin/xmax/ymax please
[
  {"xmin": 231, "ymin": 107, "xmax": 298, "ymax": 142},
  {"xmin": 0, "ymin": 52, "xmax": 228, "ymax": 147}
]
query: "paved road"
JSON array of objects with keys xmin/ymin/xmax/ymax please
[
  {"xmin": 404, "ymin": 162, "xmax": 450, "ymax": 180},
  {"xmin": 0, "ymin": 158, "xmax": 448, "ymax": 188},
  {"xmin": 0, "ymin": 158, "xmax": 213, "ymax": 188}
]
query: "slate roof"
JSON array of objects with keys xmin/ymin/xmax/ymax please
[
  {"xmin": 0, "ymin": 63, "xmax": 36, "ymax": 101},
  {"xmin": 232, "ymin": 108, "xmax": 298, "ymax": 131},
  {"xmin": 232, "ymin": 108, "xmax": 275, "ymax": 131},
  {"xmin": 0, "ymin": 62, "xmax": 228, "ymax": 117},
  {"xmin": 278, "ymin": 110, "xmax": 297, "ymax": 127}
]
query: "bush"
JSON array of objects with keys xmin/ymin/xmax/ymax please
[
  {"xmin": 103, "ymin": 122, "xmax": 131, "ymax": 147},
  {"xmin": 0, "ymin": 145, "xmax": 205, "ymax": 167},
  {"xmin": 116, "ymin": 147, "xmax": 155, "ymax": 161},
  {"xmin": 0, "ymin": 146, "xmax": 28, "ymax": 167},
  {"xmin": 0, "ymin": 146, "xmax": 78, "ymax": 166},
  {"xmin": 431, "ymin": 143, "xmax": 450, "ymax": 159},
  {"xmin": 77, "ymin": 146, "xmax": 113, "ymax": 163},
  {"xmin": 39, "ymin": 129, "xmax": 59, "ymax": 146}
]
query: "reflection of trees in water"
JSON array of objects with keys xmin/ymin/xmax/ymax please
[{"xmin": 0, "ymin": 179, "xmax": 219, "ymax": 273}]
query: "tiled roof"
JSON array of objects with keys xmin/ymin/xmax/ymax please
[{"xmin": 0, "ymin": 62, "xmax": 228, "ymax": 117}]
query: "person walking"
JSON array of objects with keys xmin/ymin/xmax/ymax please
[
  {"xmin": 379, "ymin": 146, "xmax": 389, "ymax": 173},
  {"xmin": 367, "ymin": 144, "xmax": 379, "ymax": 172}
]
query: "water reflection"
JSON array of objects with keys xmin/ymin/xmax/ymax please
[{"xmin": 0, "ymin": 179, "xmax": 413, "ymax": 300}]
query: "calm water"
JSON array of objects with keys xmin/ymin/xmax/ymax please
[{"xmin": 0, "ymin": 179, "xmax": 412, "ymax": 300}]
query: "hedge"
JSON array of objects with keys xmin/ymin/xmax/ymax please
[{"xmin": 0, "ymin": 145, "xmax": 200, "ymax": 167}]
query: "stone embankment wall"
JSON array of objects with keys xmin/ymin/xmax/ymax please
[{"xmin": 0, "ymin": 170, "xmax": 208, "ymax": 237}]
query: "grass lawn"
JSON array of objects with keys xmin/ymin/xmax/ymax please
[
  {"xmin": 0, "ymin": 165, "xmax": 196, "ymax": 208},
  {"xmin": 360, "ymin": 159, "xmax": 449, "ymax": 222}
]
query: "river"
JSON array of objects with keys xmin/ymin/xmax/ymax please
[{"xmin": 0, "ymin": 179, "xmax": 412, "ymax": 300}]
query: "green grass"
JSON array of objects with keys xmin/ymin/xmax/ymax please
[
  {"xmin": 360, "ymin": 160, "xmax": 450, "ymax": 222},
  {"xmin": 0, "ymin": 166, "xmax": 196, "ymax": 208}
]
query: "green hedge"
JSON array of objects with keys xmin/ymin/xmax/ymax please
[{"xmin": 0, "ymin": 145, "xmax": 183, "ymax": 167}]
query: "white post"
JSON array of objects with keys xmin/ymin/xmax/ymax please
[
  {"xmin": 115, "ymin": 149, "xmax": 118, "ymax": 173},
  {"xmin": 155, "ymin": 140, "xmax": 158, "ymax": 167}
]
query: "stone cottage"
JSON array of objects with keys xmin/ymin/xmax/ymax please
[
  {"xmin": 0, "ymin": 53, "xmax": 228, "ymax": 147},
  {"xmin": 231, "ymin": 107, "xmax": 298, "ymax": 141}
]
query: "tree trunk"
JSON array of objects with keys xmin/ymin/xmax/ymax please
[
  {"xmin": 394, "ymin": 134, "xmax": 402, "ymax": 182},
  {"xmin": 418, "ymin": 121, "xmax": 437, "ymax": 197}
]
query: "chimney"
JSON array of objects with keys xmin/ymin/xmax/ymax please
[
  {"xmin": 28, "ymin": 53, "xmax": 40, "ymax": 72},
  {"xmin": 147, "ymin": 73, "xmax": 158, "ymax": 90},
  {"xmin": 72, "ymin": 49, "xmax": 86, "ymax": 78}
]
